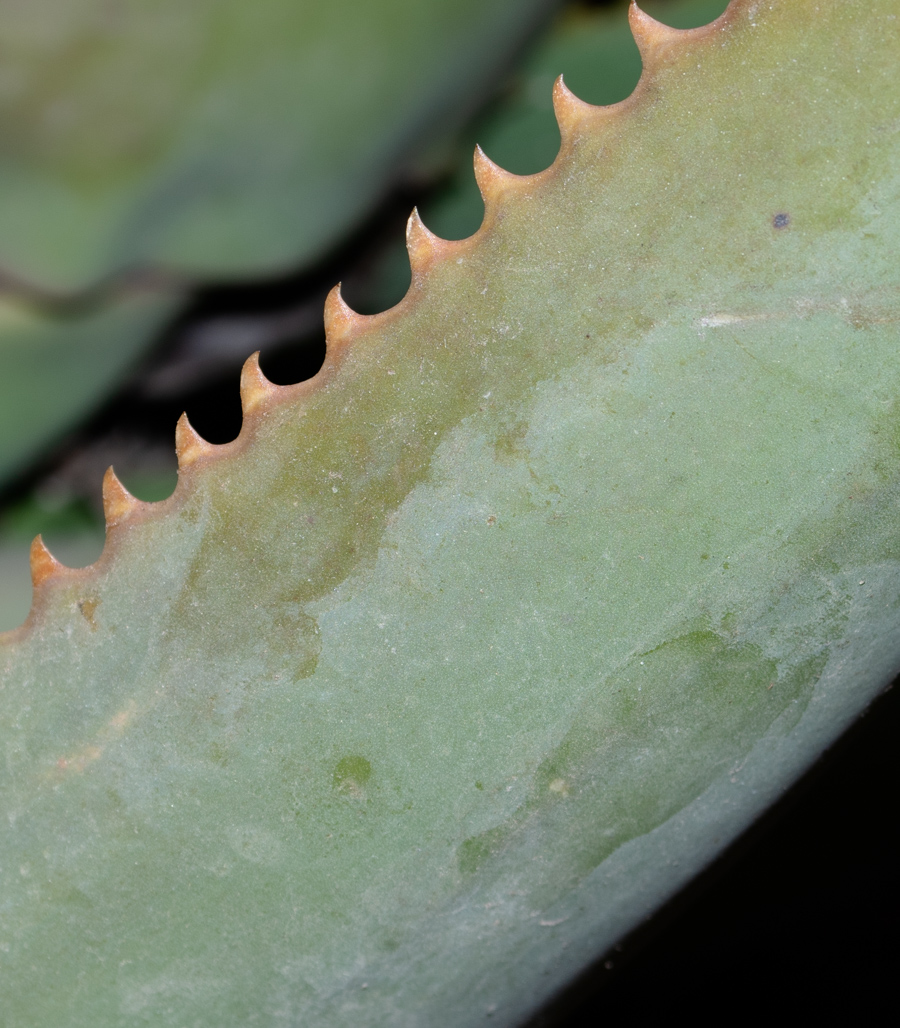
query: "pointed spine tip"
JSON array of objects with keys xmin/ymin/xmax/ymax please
[
  {"xmin": 473, "ymin": 145, "xmax": 516, "ymax": 206},
  {"xmin": 552, "ymin": 75, "xmax": 596, "ymax": 139},
  {"xmin": 175, "ymin": 413, "xmax": 214, "ymax": 469},
  {"xmin": 323, "ymin": 284, "xmax": 361, "ymax": 347},
  {"xmin": 629, "ymin": 0, "xmax": 682, "ymax": 57},
  {"xmin": 406, "ymin": 208, "xmax": 442, "ymax": 276},
  {"xmin": 30, "ymin": 535, "xmax": 66, "ymax": 588},
  {"xmin": 240, "ymin": 351, "xmax": 279, "ymax": 416},
  {"xmin": 102, "ymin": 467, "xmax": 140, "ymax": 528}
]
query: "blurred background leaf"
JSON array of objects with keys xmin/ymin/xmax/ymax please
[{"xmin": 0, "ymin": 0, "xmax": 559, "ymax": 291}]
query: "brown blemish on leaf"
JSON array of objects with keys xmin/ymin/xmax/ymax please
[
  {"xmin": 494, "ymin": 420, "xmax": 530, "ymax": 461},
  {"xmin": 78, "ymin": 598, "xmax": 100, "ymax": 631},
  {"xmin": 50, "ymin": 699, "xmax": 138, "ymax": 779},
  {"xmin": 56, "ymin": 746, "xmax": 102, "ymax": 775}
]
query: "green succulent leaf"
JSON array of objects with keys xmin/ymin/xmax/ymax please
[
  {"xmin": 0, "ymin": 0, "xmax": 557, "ymax": 293},
  {"xmin": 2, "ymin": 1, "xmax": 899, "ymax": 1024},
  {"xmin": 356, "ymin": 0, "xmax": 729, "ymax": 311}
]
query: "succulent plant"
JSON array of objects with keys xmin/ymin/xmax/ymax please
[{"xmin": 1, "ymin": 0, "xmax": 899, "ymax": 1024}]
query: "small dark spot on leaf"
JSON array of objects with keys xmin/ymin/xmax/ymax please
[
  {"xmin": 333, "ymin": 755, "xmax": 372, "ymax": 796},
  {"xmin": 772, "ymin": 212, "xmax": 791, "ymax": 229}
]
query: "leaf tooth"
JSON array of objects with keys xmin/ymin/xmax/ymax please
[
  {"xmin": 175, "ymin": 413, "xmax": 215, "ymax": 469},
  {"xmin": 323, "ymin": 283, "xmax": 363, "ymax": 349},
  {"xmin": 102, "ymin": 467, "xmax": 142, "ymax": 528},
  {"xmin": 473, "ymin": 145, "xmax": 519, "ymax": 209},
  {"xmin": 240, "ymin": 351, "xmax": 280, "ymax": 416},
  {"xmin": 406, "ymin": 207, "xmax": 448, "ymax": 278},
  {"xmin": 30, "ymin": 535, "xmax": 68, "ymax": 588},
  {"xmin": 552, "ymin": 75, "xmax": 598, "ymax": 141},
  {"xmin": 629, "ymin": 0, "xmax": 700, "ymax": 65}
]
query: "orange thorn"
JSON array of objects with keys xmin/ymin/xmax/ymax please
[
  {"xmin": 102, "ymin": 467, "xmax": 139, "ymax": 528},
  {"xmin": 30, "ymin": 535, "xmax": 66, "ymax": 588},
  {"xmin": 629, "ymin": 1, "xmax": 682, "ymax": 61},
  {"xmin": 240, "ymin": 351, "xmax": 278, "ymax": 416},
  {"xmin": 323, "ymin": 284, "xmax": 360, "ymax": 348},
  {"xmin": 406, "ymin": 208, "xmax": 441, "ymax": 276},
  {"xmin": 175, "ymin": 413, "xmax": 213, "ymax": 469},
  {"xmin": 473, "ymin": 145, "xmax": 514, "ymax": 207},
  {"xmin": 552, "ymin": 75, "xmax": 595, "ymax": 139}
]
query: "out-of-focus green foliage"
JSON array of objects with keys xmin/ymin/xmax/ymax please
[
  {"xmin": 0, "ymin": 292, "xmax": 182, "ymax": 484},
  {"xmin": 0, "ymin": 0, "xmax": 556, "ymax": 293}
]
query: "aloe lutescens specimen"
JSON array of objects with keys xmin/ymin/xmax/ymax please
[{"xmin": 1, "ymin": 0, "xmax": 899, "ymax": 1023}]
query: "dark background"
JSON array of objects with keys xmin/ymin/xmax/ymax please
[{"xmin": 537, "ymin": 678, "xmax": 898, "ymax": 1025}]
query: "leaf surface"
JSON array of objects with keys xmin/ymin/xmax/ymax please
[{"xmin": 1, "ymin": 1, "xmax": 899, "ymax": 1024}]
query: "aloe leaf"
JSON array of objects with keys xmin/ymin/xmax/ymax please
[
  {"xmin": 0, "ymin": 292, "xmax": 182, "ymax": 483},
  {"xmin": 355, "ymin": 0, "xmax": 729, "ymax": 310},
  {"xmin": 2, "ymin": 1, "xmax": 899, "ymax": 1024},
  {"xmin": 0, "ymin": 487, "xmax": 114, "ymax": 634},
  {"xmin": 0, "ymin": 0, "xmax": 557, "ymax": 293}
]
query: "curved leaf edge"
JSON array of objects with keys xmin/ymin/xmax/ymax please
[{"xmin": 0, "ymin": 0, "xmax": 741, "ymax": 645}]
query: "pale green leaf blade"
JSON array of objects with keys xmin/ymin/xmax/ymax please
[{"xmin": 1, "ymin": 2, "xmax": 898, "ymax": 1025}]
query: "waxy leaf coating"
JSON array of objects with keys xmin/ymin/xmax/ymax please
[{"xmin": 1, "ymin": 2, "xmax": 899, "ymax": 1024}]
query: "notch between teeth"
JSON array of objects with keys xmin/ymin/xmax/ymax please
[{"xmin": 629, "ymin": 1, "xmax": 707, "ymax": 65}]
